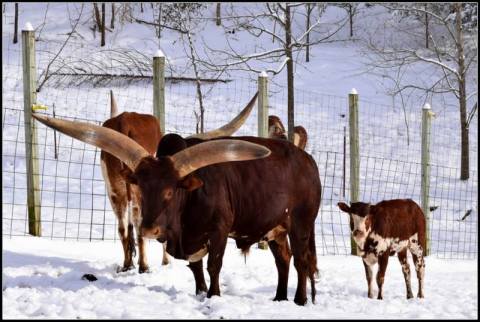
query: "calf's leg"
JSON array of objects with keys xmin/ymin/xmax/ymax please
[
  {"xmin": 397, "ymin": 248, "xmax": 413, "ymax": 299},
  {"xmin": 411, "ymin": 253, "xmax": 425, "ymax": 298},
  {"xmin": 376, "ymin": 252, "xmax": 390, "ymax": 300},
  {"xmin": 362, "ymin": 259, "xmax": 375, "ymax": 299}
]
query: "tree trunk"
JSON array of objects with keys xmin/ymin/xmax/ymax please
[
  {"xmin": 456, "ymin": 3, "xmax": 469, "ymax": 180},
  {"xmin": 285, "ymin": 4, "xmax": 295, "ymax": 142},
  {"xmin": 13, "ymin": 3, "xmax": 18, "ymax": 44},
  {"xmin": 349, "ymin": 4, "xmax": 353, "ymax": 37},
  {"xmin": 101, "ymin": 3, "xmax": 105, "ymax": 46},
  {"xmin": 110, "ymin": 3, "xmax": 115, "ymax": 29},
  {"xmin": 216, "ymin": 3, "xmax": 221, "ymax": 26},
  {"xmin": 157, "ymin": 4, "xmax": 162, "ymax": 39},
  {"xmin": 306, "ymin": 3, "xmax": 310, "ymax": 62},
  {"xmin": 93, "ymin": 3, "xmax": 101, "ymax": 30},
  {"xmin": 425, "ymin": 4, "xmax": 429, "ymax": 49}
]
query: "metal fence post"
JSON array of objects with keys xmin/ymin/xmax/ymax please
[
  {"xmin": 153, "ymin": 49, "xmax": 165, "ymax": 132},
  {"xmin": 258, "ymin": 71, "xmax": 269, "ymax": 250},
  {"xmin": 421, "ymin": 103, "xmax": 433, "ymax": 256},
  {"xmin": 22, "ymin": 22, "xmax": 41, "ymax": 236},
  {"xmin": 349, "ymin": 88, "xmax": 360, "ymax": 255}
]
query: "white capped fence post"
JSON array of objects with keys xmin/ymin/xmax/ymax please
[
  {"xmin": 22, "ymin": 22, "xmax": 42, "ymax": 236},
  {"xmin": 421, "ymin": 103, "xmax": 434, "ymax": 256},
  {"xmin": 349, "ymin": 88, "xmax": 360, "ymax": 255},
  {"xmin": 258, "ymin": 71, "xmax": 269, "ymax": 250},
  {"xmin": 153, "ymin": 49, "xmax": 165, "ymax": 132}
]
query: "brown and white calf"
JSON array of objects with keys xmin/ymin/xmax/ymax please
[
  {"xmin": 268, "ymin": 115, "xmax": 308, "ymax": 150},
  {"xmin": 337, "ymin": 199, "xmax": 426, "ymax": 300}
]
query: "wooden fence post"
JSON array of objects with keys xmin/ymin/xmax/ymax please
[
  {"xmin": 258, "ymin": 71, "xmax": 268, "ymax": 250},
  {"xmin": 153, "ymin": 49, "xmax": 165, "ymax": 132},
  {"xmin": 421, "ymin": 103, "xmax": 433, "ymax": 256},
  {"xmin": 22, "ymin": 22, "xmax": 41, "ymax": 236},
  {"xmin": 349, "ymin": 88, "xmax": 360, "ymax": 255}
]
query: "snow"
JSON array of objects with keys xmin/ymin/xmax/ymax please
[
  {"xmin": 23, "ymin": 22, "xmax": 33, "ymax": 31},
  {"xmin": 3, "ymin": 236, "xmax": 477, "ymax": 319},
  {"xmin": 154, "ymin": 49, "xmax": 165, "ymax": 58},
  {"xmin": 2, "ymin": 3, "xmax": 478, "ymax": 319}
]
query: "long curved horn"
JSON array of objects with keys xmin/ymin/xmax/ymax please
[
  {"xmin": 110, "ymin": 90, "xmax": 119, "ymax": 118},
  {"xmin": 170, "ymin": 139, "xmax": 271, "ymax": 178},
  {"xmin": 32, "ymin": 113, "xmax": 149, "ymax": 171},
  {"xmin": 187, "ymin": 92, "xmax": 258, "ymax": 140}
]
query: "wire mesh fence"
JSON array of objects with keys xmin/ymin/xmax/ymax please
[{"xmin": 2, "ymin": 19, "xmax": 478, "ymax": 259}]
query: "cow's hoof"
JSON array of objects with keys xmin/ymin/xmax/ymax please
[
  {"xmin": 407, "ymin": 293, "xmax": 414, "ymax": 299},
  {"xmin": 139, "ymin": 266, "xmax": 151, "ymax": 274},
  {"xmin": 294, "ymin": 297, "xmax": 307, "ymax": 306},
  {"xmin": 377, "ymin": 295, "xmax": 383, "ymax": 300},
  {"xmin": 417, "ymin": 293, "xmax": 424, "ymax": 299},
  {"xmin": 273, "ymin": 295, "xmax": 288, "ymax": 302},
  {"xmin": 116, "ymin": 265, "xmax": 135, "ymax": 273}
]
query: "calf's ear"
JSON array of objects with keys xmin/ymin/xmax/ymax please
[
  {"xmin": 337, "ymin": 202, "xmax": 351, "ymax": 213},
  {"xmin": 179, "ymin": 175, "xmax": 203, "ymax": 192}
]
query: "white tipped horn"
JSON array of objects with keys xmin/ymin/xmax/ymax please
[
  {"xmin": 187, "ymin": 92, "xmax": 258, "ymax": 140},
  {"xmin": 170, "ymin": 139, "xmax": 271, "ymax": 178}
]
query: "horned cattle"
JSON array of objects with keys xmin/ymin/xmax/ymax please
[{"xmin": 33, "ymin": 112, "xmax": 322, "ymax": 306}]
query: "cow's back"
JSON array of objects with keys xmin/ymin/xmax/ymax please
[
  {"xmin": 102, "ymin": 112, "xmax": 161, "ymax": 155},
  {"xmin": 184, "ymin": 136, "xmax": 321, "ymax": 248},
  {"xmin": 372, "ymin": 199, "xmax": 426, "ymax": 244}
]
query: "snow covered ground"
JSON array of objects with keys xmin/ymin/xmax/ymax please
[
  {"xmin": 2, "ymin": 3, "xmax": 478, "ymax": 319},
  {"xmin": 2, "ymin": 236, "xmax": 477, "ymax": 319}
]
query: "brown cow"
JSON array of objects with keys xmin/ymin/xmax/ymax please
[
  {"xmin": 268, "ymin": 115, "xmax": 308, "ymax": 150},
  {"xmin": 101, "ymin": 91, "xmax": 258, "ymax": 273},
  {"xmin": 337, "ymin": 199, "xmax": 426, "ymax": 300},
  {"xmin": 32, "ymin": 114, "xmax": 322, "ymax": 306}
]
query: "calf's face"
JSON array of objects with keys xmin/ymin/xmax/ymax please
[{"xmin": 337, "ymin": 202, "xmax": 373, "ymax": 248}]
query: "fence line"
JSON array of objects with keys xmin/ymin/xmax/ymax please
[{"xmin": 2, "ymin": 19, "xmax": 477, "ymax": 260}]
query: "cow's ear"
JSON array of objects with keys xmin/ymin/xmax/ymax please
[
  {"xmin": 179, "ymin": 175, "xmax": 203, "ymax": 192},
  {"xmin": 337, "ymin": 202, "xmax": 351, "ymax": 213}
]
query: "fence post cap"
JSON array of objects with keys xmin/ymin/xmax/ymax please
[
  {"xmin": 423, "ymin": 103, "xmax": 431, "ymax": 110},
  {"xmin": 259, "ymin": 71, "xmax": 268, "ymax": 78},
  {"xmin": 349, "ymin": 88, "xmax": 358, "ymax": 95},
  {"xmin": 154, "ymin": 49, "xmax": 165, "ymax": 58},
  {"xmin": 23, "ymin": 22, "xmax": 34, "ymax": 31}
]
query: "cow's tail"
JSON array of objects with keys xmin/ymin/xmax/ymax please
[{"xmin": 307, "ymin": 226, "xmax": 318, "ymax": 304}]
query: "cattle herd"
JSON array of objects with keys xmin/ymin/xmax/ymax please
[{"xmin": 32, "ymin": 91, "xmax": 427, "ymax": 305}]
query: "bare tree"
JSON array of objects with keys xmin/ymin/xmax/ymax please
[
  {"xmin": 101, "ymin": 2, "xmax": 105, "ymax": 46},
  {"xmin": 111, "ymin": 3, "xmax": 115, "ymax": 29},
  {"xmin": 37, "ymin": 4, "xmax": 85, "ymax": 92},
  {"xmin": 363, "ymin": 3, "xmax": 477, "ymax": 180},
  {"xmin": 13, "ymin": 3, "xmax": 18, "ymax": 44},
  {"xmin": 200, "ymin": 3, "xmax": 348, "ymax": 141},
  {"xmin": 93, "ymin": 3, "xmax": 102, "ymax": 30},
  {"xmin": 216, "ymin": 3, "xmax": 221, "ymax": 26}
]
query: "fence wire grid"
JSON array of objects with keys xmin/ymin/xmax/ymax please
[{"xmin": 2, "ymin": 20, "xmax": 478, "ymax": 260}]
